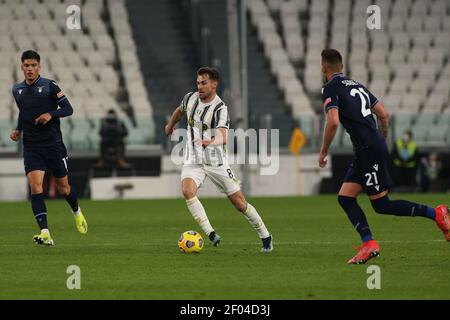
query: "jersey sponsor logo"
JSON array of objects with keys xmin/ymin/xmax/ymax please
[
  {"xmin": 188, "ymin": 118, "xmax": 209, "ymax": 131},
  {"xmin": 57, "ymin": 91, "xmax": 65, "ymax": 99}
]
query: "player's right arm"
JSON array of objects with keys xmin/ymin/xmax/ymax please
[
  {"xmin": 165, "ymin": 106, "xmax": 185, "ymax": 136},
  {"xmin": 319, "ymin": 108, "xmax": 339, "ymax": 168},
  {"xmin": 10, "ymin": 88, "xmax": 22, "ymax": 142},
  {"xmin": 10, "ymin": 113, "xmax": 23, "ymax": 141},
  {"xmin": 371, "ymin": 101, "xmax": 390, "ymax": 139},
  {"xmin": 165, "ymin": 92, "xmax": 192, "ymax": 136},
  {"xmin": 319, "ymin": 85, "xmax": 340, "ymax": 168}
]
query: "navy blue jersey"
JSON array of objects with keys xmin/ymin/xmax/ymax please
[
  {"xmin": 12, "ymin": 76, "xmax": 72, "ymax": 148},
  {"xmin": 322, "ymin": 73, "xmax": 381, "ymax": 150}
]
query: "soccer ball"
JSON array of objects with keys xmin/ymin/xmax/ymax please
[{"xmin": 178, "ymin": 230, "xmax": 204, "ymax": 253}]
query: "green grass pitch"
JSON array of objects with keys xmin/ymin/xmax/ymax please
[{"xmin": 1, "ymin": 194, "xmax": 449, "ymax": 299}]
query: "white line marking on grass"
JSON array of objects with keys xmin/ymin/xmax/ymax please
[{"xmin": 0, "ymin": 239, "xmax": 445, "ymax": 247}]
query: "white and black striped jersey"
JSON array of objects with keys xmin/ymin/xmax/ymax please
[{"xmin": 180, "ymin": 91, "xmax": 230, "ymax": 166}]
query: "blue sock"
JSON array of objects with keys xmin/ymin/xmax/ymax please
[
  {"xmin": 65, "ymin": 187, "xmax": 79, "ymax": 213},
  {"xmin": 31, "ymin": 193, "xmax": 48, "ymax": 230},
  {"xmin": 338, "ymin": 196, "xmax": 373, "ymax": 243},
  {"xmin": 426, "ymin": 207, "xmax": 436, "ymax": 220},
  {"xmin": 371, "ymin": 196, "xmax": 436, "ymax": 221}
]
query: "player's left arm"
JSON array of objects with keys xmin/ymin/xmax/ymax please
[
  {"xmin": 196, "ymin": 106, "xmax": 229, "ymax": 147},
  {"xmin": 199, "ymin": 127, "xmax": 228, "ymax": 147},
  {"xmin": 35, "ymin": 82, "xmax": 73, "ymax": 125},
  {"xmin": 372, "ymin": 102, "xmax": 390, "ymax": 139}
]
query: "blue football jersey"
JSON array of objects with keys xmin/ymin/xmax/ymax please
[
  {"xmin": 12, "ymin": 76, "xmax": 68, "ymax": 148},
  {"xmin": 322, "ymin": 73, "xmax": 381, "ymax": 150}
]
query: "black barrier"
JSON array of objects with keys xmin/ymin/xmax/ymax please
[{"xmin": 320, "ymin": 152, "xmax": 450, "ymax": 194}]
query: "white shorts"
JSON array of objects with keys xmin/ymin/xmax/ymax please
[{"xmin": 181, "ymin": 164, "xmax": 241, "ymax": 196}]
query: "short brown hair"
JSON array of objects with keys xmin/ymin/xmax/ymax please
[
  {"xmin": 321, "ymin": 49, "xmax": 343, "ymax": 67},
  {"xmin": 197, "ymin": 67, "xmax": 219, "ymax": 81}
]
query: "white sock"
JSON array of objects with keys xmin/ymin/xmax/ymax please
[
  {"xmin": 186, "ymin": 197, "xmax": 214, "ymax": 236},
  {"xmin": 41, "ymin": 228, "xmax": 50, "ymax": 234},
  {"xmin": 244, "ymin": 203, "xmax": 270, "ymax": 239},
  {"xmin": 73, "ymin": 207, "xmax": 81, "ymax": 216}
]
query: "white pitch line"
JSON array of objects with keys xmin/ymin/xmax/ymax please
[{"xmin": 0, "ymin": 239, "xmax": 445, "ymax": 247}]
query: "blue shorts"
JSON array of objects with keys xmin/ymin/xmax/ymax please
[
  {"xmin": 343, "ymin": 139, "xmax": 393, "ymax": 196},
  {"xmin": 23, "ymin": 143, "xmax": 69, "ymax": 178}
]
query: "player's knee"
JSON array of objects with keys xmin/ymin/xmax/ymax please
[
  {"xmin": 57, "ymin": 184, "xmax": 71, "ymax": 196},
  {"xmin": 182, "ymin": 185, "xmax": 197, "ymax": 199},
  {"xmin": 370, "ymin": 196, "xmax": 392, "ymax": 215},
  {"xmin": 234, "ymin": 200, "xmax": 247, "ymax": 213},
  {"xmin": 29, "ymin": 182, "xmax": 43, "ymax": 194}
]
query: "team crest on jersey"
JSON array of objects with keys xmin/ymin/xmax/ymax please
[
  {"xmin": 189, "ymin": 117, "xmax": 208, "ymax": 131},
  {"xmin": 18, "ymin": 89, "xmax": 23, "ymax": 95},
  {"xmin": 37, "ymin": 86, "xmax": 44, "ymax": 93}
]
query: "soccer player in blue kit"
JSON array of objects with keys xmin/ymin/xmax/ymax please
[
  {"xmin": 318, "ymin": 49, "xmax": 449, "ymax": 264},
  {"xmin": 10, "ymin": 50, "xmax": 87, "ymax": 246}
]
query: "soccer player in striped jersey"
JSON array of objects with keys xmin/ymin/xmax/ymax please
[
  {"xmin": 165, "ymin": 67, "xmax": 273, "ymax": 252},
  {"xmin": 318, "ymin": 49, "xmax": 449, "ymax": 264}
]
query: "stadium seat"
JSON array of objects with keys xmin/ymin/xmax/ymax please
[
  {"xmin": 407, "ymin": 47, "xmax": 427, "ymax": 67},
  {"xmin": 408, "ymin": 78, "xmax": 431, "ymax": 97},
  {"xmin": 424, "ymin": 94, "xmax": 449, "ymax": 112},
  {"xmin": 427, "ymin": 125, "xmax": 448, "ymax": 143},
  {"xmin": 411, "ymin": 124, "xmax": 429, "ymax": 143},
  {"xmin": 297, "ymin": 115, "xmax": 316, "ymax": 141},
  {"xmin": 384, "ymin": 98, "xmax": 401, "ymax": 114},
  {"xmin": 412, "ymin": 33, "xmax": 432, "ymax": 48},
  {"xmin": 395, "ymin": 111, "xmax": 414, "ymax": 124},
  {"xmin": 415, "ymin": 113, "xmax": 437, "ymax": 127},
  {"xmin": 431, "ymin": 78, "xmax": 450, "ymax": 96},
  {"xmin": 401, "ymin": 94, "xmax": 423, "ymax": 113},
  {"xmin": 70, "ymin": 130, "xmax": 91, "ymax": 151}
]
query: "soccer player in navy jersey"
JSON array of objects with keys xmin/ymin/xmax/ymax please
[
  {"xmin": 10, "ymin": 50, "xmax": 88, "ymax": 246},
  {"xmin": 318, "ymin": 49, "xmax": 449, "ymax": 264}
]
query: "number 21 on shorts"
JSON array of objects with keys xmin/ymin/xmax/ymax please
[{"xmin": 365, "ymin": 171, "xmax": 378, "ymax": 187}]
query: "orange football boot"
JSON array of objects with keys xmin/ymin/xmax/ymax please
[
  {"xmin": 347, "ymin": 240, "xmax": 381, "ymax": 264},
  {"xmin": 435, "ymin": 205, "xmax": 450, "ymax": 241}
]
